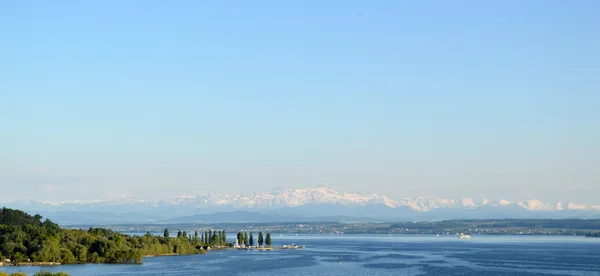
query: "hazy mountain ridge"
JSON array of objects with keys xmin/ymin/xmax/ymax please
[
  {"xmin": 7, "ymin": 187, "xmax": 600, "ymax": 225},
  {"xmin": 13, "ymin": 187, "xmax": 600, "ymax": 212}
]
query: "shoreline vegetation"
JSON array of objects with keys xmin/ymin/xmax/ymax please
[
  {"xmin": 1, "ymin": 207, "xmax": 276, "ymax": 268},
  {"xmin": 2, "ymin": 262, "xmax": 61, "ymax": 266},
  {"xmin": 0, "ymin": 270, "xmax": 69, "ymax": 276}
]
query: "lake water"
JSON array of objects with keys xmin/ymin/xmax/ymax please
[{"xmin": 2, "ymin": 235, "xmax": 600, "ymax": 275}]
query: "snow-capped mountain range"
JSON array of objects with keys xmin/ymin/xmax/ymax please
[
  {"xmin": 7, "ymin": 187, "xmax": 600, "ymax": 224},
  {"xmin": 13, "ymin": 186, "xmax": 600, "ymax": 211}
]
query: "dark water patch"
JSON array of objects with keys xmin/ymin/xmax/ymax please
[
  {"xmin": 363, "ymin": 263, "xmax": 414, "ymax": 269},
  {"xmin": 419, "ymin": 259, "xmax": 448, "ymax": 264},
  {"xmin": 365, "ymin": 253, "xmax": 426, "ymax": 261},
  {"xmin": 466, "ymin": 259, "xmax": 600, "ymax": 270},
  {"xmin": 448, "ymin": 250, "xmax": 600, "ymax": 269},
  {"xmin": 320, "ymin": 255, "xmax": 364, "ymax": 263},
  {"xmin": 417, "ymin": 264, "xmax": 558, "ymax": 276},
  {"xmin": 482, "ymin": 264, "xmax": 600, "ymax": 273},
  {"xmin": 310, "ymin": 251, "xmax": 363, "ymax": 259},
  {"xmin": 204, "ymin": 255, "xmax": 319, "ymax": 273}
]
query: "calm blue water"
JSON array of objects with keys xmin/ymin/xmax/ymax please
[{"xmin": 2, "ymin": 235, "xmax": 600, "ymax": 275}]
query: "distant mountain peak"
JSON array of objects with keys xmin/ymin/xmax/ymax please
[{"xmin": 9, "ymin": 187, "xmax": 600, "ymax": 215}]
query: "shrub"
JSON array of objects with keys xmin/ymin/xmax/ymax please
[
  {"xmin": 34, "ymin": 270, "xmax": 52, "ymax": 276},
  {"xmin": 34, "ymin": 271, "xmax": 70, "ymax": 276}
]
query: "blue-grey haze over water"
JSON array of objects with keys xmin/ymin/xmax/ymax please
[{"xmin": 2, "ymin": 235, "xmax": 599, "ymax": 275}]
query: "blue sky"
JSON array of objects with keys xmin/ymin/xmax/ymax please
[{"xmin": 1, "ymin": 0, "xmax": 599, "ymax": 203}]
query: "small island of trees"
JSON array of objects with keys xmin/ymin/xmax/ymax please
[{"xmin": 585, "ymin": 232, "xmax": 600, "ymax": 238}]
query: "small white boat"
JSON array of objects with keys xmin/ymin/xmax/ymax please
[{"xmin": 458, "ymin": 234, "xmax": 471, "ymax": 239}]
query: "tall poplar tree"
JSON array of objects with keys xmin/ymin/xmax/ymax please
[{"xmin": 237, "ymin": 232, "xmax": 243, "ymax": 246}]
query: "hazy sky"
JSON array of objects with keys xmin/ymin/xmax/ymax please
[{"xmin": 2, "ymin": 1, "xmax": 599, "ymax": 203}]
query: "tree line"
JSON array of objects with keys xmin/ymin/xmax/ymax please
[
  {"xmin": 163, "ymin": 228, "xmax": 229, "ymax": 248},
  {"xmin": 0, "ymin": 208, "xmax": 208, "ymax": 265},
  {"xmin": 235, "ymin": 231, "xmax": 271, "ymax": 247},
  {"xmin": 585, "ymin": 232, "xmax": 600, "ymax": 238}
]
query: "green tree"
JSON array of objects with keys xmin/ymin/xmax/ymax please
[
  {"xmin": 258, "ymin": 232, "xmax": 264, "ymax": 247},
  {"xmin": 89, "ymin": 252, "xmax": 101, "ymax": 263},
  {"xmin": 177, "ymin": 231, "xmax": 182, "ymax": 238},
  {"xmin": 237, "ymin": 232, "xmax": 243, "ymax": 246},
  {"xmin": 243, "ymin": 232, "xmax": 248, "ymax": 246},
  {"xmin": 32, "ymin": 240, "xmax": 60, "ymax": 262},
  {"xmin": 266, "ymin": 232, "xmax": 271, "ymax": 247},
  {"xmin": 34, "ymin": 270, "xmax": 72, "ymax": 276},
  {"xmin": 249, "ymin": 232, "xmax": 254, "ymax": 246},
  {"xmin": 163, "ymin": 228, "xmax": 169, "ymax": 239},
  {"xmin": 59, "ymin": 248, "xmax": 76, "ymax": 264},
  {"xmin": 12, "ymin": 252, "xmax": 28, "ymax": 263},
  {"xmin": 221, "ymin": 230, "xmax": 226, "ymax": 243},
  {"xmin": 73, "ymin": 245, "xmax": 87, "ymax": 263}
]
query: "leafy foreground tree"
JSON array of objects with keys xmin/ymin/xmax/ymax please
[
  {"xmin": 1, "ymin": 273, "xmax": 27, "ymax": 276},
  {"xmin": 0, "ymin": 207, "xmax": 205, "ymax": 265},
  {"xmin": 0, "ymin": 273, "xmax": 27, "ymax": 276},
  {"xmin": 258, "ymin": 232, "xmax": 264, "ymax": 247}
]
